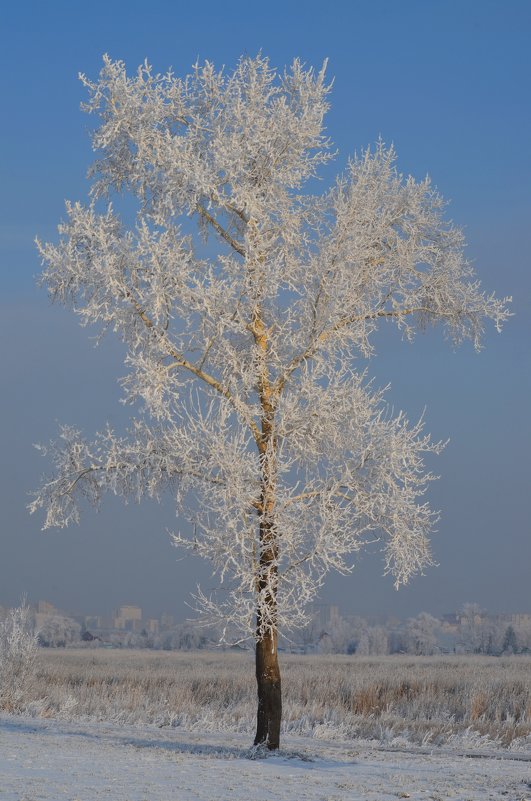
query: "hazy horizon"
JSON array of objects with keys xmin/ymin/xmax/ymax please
[{"xmin": 2, "ymin": 591, "xmax": 528, "ymax": 626}]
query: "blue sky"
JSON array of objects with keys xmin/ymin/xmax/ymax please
[{"xmin": 1, "ymin": 1, "xmax": 529, "ymax": 621}]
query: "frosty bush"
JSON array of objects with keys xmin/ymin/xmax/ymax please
[
  {"xmin": 0, "ymin": 600, "xmax": 38, "ymax": 711},
  {"xmin": 36, "ymin": 614, "xmax": 81, "ymax": 648}
]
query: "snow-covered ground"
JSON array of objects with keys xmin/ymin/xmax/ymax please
[{"xmin": 1, "ymin": 715, "xmax": 530, "ymax": 801}]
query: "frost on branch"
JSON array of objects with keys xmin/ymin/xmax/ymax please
[{"xmin": 32, "ymin": 54, "xmax": 510, "ymax": 641}]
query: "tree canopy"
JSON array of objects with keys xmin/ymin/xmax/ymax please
[{"xmin": 31, "ymin": 53, "xmax": 508, "ymax": 648}]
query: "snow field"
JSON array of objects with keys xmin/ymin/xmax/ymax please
[{"xmin": 1, "ymin": 715, "xmax": 531, "ymax": 801}]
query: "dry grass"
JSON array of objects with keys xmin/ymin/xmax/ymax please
[{"xmin": 9, "ymin": 650, "xmax": 531, "ymax": 749}]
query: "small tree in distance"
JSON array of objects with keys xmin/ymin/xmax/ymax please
[
  {"xmin": 0, "ymin": 600, "xmax": 38, "ymax": 711},
  {"xmin": 30, "ymin": 54, "xmax": 509, "ymax": 749}
]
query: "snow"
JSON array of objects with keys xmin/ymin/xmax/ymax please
[{"xmin": 1, "ymin": 715, "xmax": 530, "ymax": 801}]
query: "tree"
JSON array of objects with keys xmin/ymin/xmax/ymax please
[
  {"xmin": 405, "ymin": 612, "xmax": 440, "ymax": 655},
  {"xmin": 502, "ymin": 625, "xmax": 518, "ymax": 654},
  {"xmin": 30, "ymin": 55, "xmax": 509, "ymax": 749},
  {"xmin": 36, "ymin": 614, "xmax": 81, "ymax": 648},
  {"xmin": 0, "ymin": 600, "xmax": 38, "ymax": 711},
  {"xmin": 459, "ymin": 603, "xmax": 485, "ymax": 653}
]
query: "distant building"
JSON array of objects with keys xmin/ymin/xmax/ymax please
[
  {"xmin": 503, "ymin": 613, "xmax": 531, "ymax": 627},
  {"xmin": 160, "ymin": 613, "xmax": 174, "ymax": 630},
  {"xmin": 441, "ymin": 613, "xmax": 459, "ymax": 631},
  {"xmin": 84, "ymin": 615, "xmax": 104, "ymax": 630},
  {"xmin": 35, "ymin": 600, "xmax": 60, "ymax": 631},
  {"xmin": 37, "ymin": 600, "xmax": 56, "ymax": 615},
  {"xmin": 314, "ymin": 604, "xmax": 340, "ymax": 629},
  {"xmin": 113, "ymin": 604, "xmax": 143, "ymax": 631},
  {"xmin": 145, "ymin": 618, "xmax": 159, "ymax": 634}
]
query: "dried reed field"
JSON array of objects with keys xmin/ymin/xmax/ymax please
[{"xmin": 21, "ymin": 650, "xmax": 531, "ymax": 750}]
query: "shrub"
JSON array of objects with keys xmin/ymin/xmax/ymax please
[{"xmin": 0, "ymin": 600, "xmax": 38, "ymax": 711}]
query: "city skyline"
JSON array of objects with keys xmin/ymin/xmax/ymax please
[
  {"xmin": 3, "ymin": 596, "xmax": 530, "ymax": 630},
  {"xmin": 3, "ymin": 597, "xmax": 531, "ymax": 658}
]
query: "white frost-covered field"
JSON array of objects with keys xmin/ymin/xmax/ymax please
[
  {"xmin": 1, "ymin": 651, "xmax": 530, "ymax": 799},
  {"xmin": 1, "ymin": 715, "xmax": 530, "ymax": 801}
]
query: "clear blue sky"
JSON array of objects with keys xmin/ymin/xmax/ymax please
[{"xmin": 1, "ymin": 0, "xmax": 529, "ymax": 622}]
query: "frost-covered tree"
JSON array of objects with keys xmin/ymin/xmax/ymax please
[
  {"xmin": 501, "ymin": 625, "xmax": 518, "ymax": 654},
  {"xmin": 0, "ymin": 600, "xmax": 38, "ymax": 711},
  {"xmin": 30, "ymin": 55, "xmax": 509, "ymax": 749},
  {"xmin": 36, "ymin": 615, "xmax": 81, "ymax": 648},
  {"xmin": 405, "ymin": 612, "xmax": 440, "ymax": 655},
  {"xmin": 459, "ymin": 603, "xmax": 485, "ymax": 654}
]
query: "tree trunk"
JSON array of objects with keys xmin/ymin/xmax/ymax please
[
  {"xmin": 254, "ymin": 628, "xmax": 282, "ymax": 749},
  {"xmin": 248, "ymin": 248, "xmax": 281, "ymax": 748}
]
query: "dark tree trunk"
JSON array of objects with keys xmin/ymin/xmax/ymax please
[
  {"xmin": 254, "ymin": 628, "xmax": 282, "ymax": 749},
  {"xmin": 251, "ymin": 295, "xmax": 281, "ymax": 748}
]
